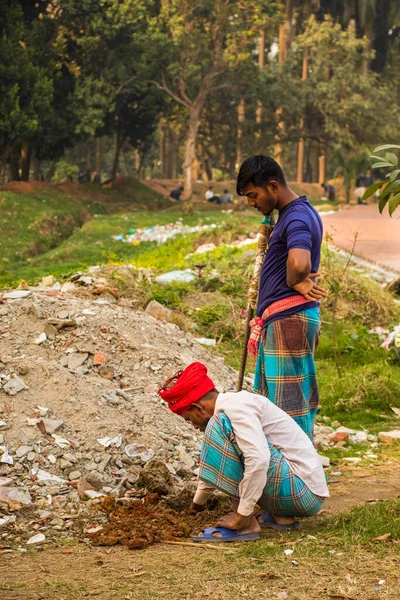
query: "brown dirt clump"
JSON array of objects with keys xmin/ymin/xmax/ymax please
[{"xmin": 88, "ymin": 494, "xmax": 228, "ymax": 550}]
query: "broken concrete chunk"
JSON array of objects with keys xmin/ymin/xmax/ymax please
[
  {"xmin": 3, "ymin": 375, "xmax": 28, "ymax": 396},
  {"xmin": 38, "ymin": 418, "xmax": 64, "ymax": 435},
  {"xmin": 68, "ymin": 352, "xmax": 89, "ymax": 371},
  {"xmin": 145, "ymin": 300, "xmax": 174, "ymax": 322},
  {"xmin": 34, "ymin": 332, "xmax": 47, "ymax": 345},
  {"xmin": 378, "ymin": 430, "xmax": 400, "ymax": 444},
  {"xmin": 27, "ymin": 533, "xmax": 45, "ymax": 545},
  {"xmin": 3, "ymin": 290, "xmax": 31, "ymax": 300},
  {"xmin": 0, "ymin": 487, "xmax": 32, "ymax": 506}
]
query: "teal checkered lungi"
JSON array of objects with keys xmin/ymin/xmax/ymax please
[
  {"xmin": 254, "ymin": 307, "xmax": 320, "ymax": 439},
  {"xmin": 199, "ymin": 412, "xmax": 324, "ymax": 518}
]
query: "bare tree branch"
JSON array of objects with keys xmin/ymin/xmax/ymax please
[{"xmin": 149, "ymin": 73, "xmax": 192, "ymax": 109}]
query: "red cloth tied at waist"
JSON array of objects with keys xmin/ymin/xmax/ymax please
[
  {"xmin": 247, "ymin": 295, "xmax": 311, "ymax": 360},
  {"xmin": 158, "ymin": 362, "xmax": 215, "ymax": 415}
]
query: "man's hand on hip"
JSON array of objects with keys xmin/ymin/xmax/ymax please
[{"xmin": 292, "ymin": 272, "xmax": 327, "ymax": 301}]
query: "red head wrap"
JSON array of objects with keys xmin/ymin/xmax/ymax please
[{"xmin": 158, "ymin": 362, "xmax": 215, "ymax": 415}]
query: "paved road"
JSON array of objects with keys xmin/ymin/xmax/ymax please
[{"xmin": 321, "ymin": 205, "xmax": 400, "ymax": 273}]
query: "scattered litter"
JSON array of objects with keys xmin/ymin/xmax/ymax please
[
  {"xmin": 276, "ymin": 593, "xmax": 288, "ymax": 599},
  {"xmin": 390, "ymin": 406, "xmax": 400, "ymax": 417},
  {"xmin": 195, "ymin": 338, "xmax": 217, "ymax": 346},
  {"xmin": 284, "ymin": 549, "xmax": 294, "ymax": 556},
  {"xmin": 381, "ymin": 325, "xmax": 400, "ymax": 354},
  {"xmin": 52, "ymin": 434, "xmax": 71, "ymax": 449},
  {"xmin": 113, "ymin": 221, "xmax": 216, "ymax": 246},
  {"xmin": 155, "ymin": 271, "xmax": 196, "ymax": 284},
  {"xmin": 27, "ymin": 533, "xmax": 45, "ymax": 545},
  {"xmin": 97, "ymin": 435, "xmax": 123, "ymax": 448},
  {"xmin": 0, "ymin": 446, "xmax": 13, "ymax": 465},
  {"xmin": 378, "ymin": 580, "xmax": 386, "ymax": 585},
  {"xmin": 342, "ymin": 457, "xmax": 362, "ymax": 464},
  {"xmin": 31, "ymin": 468, "xmax": 65, "ymax": 483}
]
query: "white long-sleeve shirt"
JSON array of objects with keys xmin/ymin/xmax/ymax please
[{"xmin": 193, "ymin": 391, "xmax": 329, "ymax": 516}]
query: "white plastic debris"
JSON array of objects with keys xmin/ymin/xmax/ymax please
[
  {"xmin": 0, "ymin": 446, "xmax": 13, "ymax": 465},
  {"xmin": 51, "ymin": 434, "xmax": 71, "ymax": 449},
  {"xmin": 195, "ymin": 338, "xmax": 217, "ymax": 346},
  {"xmin": 97, "ymin": 435, "xmax": 123, "ymax": 448},
  {"xmin": 113, "ymin": 221, "xmax": 216, "ymax": 246},
  {"xmin": 284, "ymin": 549, "xmax": 294, "ymax": 556},
  {"xmin": 31, "ymin": 468, "xmax": 65, "ymax": 483},
  {"xmin": 155, "ymin": 271, "xmax": 196, "ymax": 284}
]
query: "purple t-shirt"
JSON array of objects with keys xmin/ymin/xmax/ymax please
[{"xmin": 257, "ymin": 196, "xmax": 323, "ymax": 324}]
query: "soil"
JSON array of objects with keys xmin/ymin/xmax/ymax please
[{"xmin": 88, "ymin": 493, "xmax": 230, "ymax": 550}]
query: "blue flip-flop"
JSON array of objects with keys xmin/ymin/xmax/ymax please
[
  {"xmin": 258, "ymin": 513, "xmax": 300, "ymax": 531},
  {"xmin": 192, "ymin": 527, "xmax": 260, "ymax": 543}
]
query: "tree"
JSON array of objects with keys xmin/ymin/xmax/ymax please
[
  {"xmin": 0, "ymin": 1, "xmax": 54, "ymax": 180},
  {"xmin": 149, "ymin": 0, "xmax": 278, "ymax": 211},
  {"xmin": 281, "ymin": 15, "xmax": 400, "ymax": 185}
]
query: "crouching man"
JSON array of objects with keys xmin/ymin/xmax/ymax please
[{"xmin": 158, "ymin": 362, "xmax": 329, "ymax": 543}]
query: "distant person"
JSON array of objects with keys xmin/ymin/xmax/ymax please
[
  {"xmin": 78, "ymin": 171, "xmax": 85, "ymax": 184},
  {"xmin": 354, "ymin": 174, "xmax": 366, "ymax": 205},
  {"xmin": 364, "ymin": 169, "xmax": 373, "ymax": 188},
  {"xmin": 205, "ymin": 185, "xmax": 220, "ymax": 204},
  {"xmin": 169, "ymin": 185, "xmax": 184, "ymax": 201},
  {"xmin": 321, "ymin": 182, "xmax": 336, "ymax": 202},
  {"xmin": 91, "ymin": 171, "xmax": 100, "ymax": 184},
  {"xmin": 220, "ymin": 189, "xmax": 234, "ymax": 204}
]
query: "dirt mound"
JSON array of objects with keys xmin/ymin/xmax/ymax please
[
  {"xmin": 89, "ymin": 493, "xmax": 229, "ymax": 550},
  {"xmin": 2, "ymin": 181, "xmax": 39, "ymax": 194},
  {"xmin": 0, "ymin": 270, "xmax": 238, "ymax": 549}
]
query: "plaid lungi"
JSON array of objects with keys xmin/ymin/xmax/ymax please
[
  {"xmin": 254, "ymin": 307, "xmax": 320, "ymax": 439},
  {"xmin": 199, "ymin": 412, "xmax": 324, "ymax": 518}
]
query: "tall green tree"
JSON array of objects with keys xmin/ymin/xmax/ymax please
[{"xmin": 148, "ymin": 0, "xmax": 278, "ymax": 209}]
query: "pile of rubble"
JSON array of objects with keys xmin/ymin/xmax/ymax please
[{"xmin": 0, "ymin": 274, "xmax": 237, "ymax": 550}]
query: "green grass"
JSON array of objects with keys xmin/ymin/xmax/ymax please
[
  {"xmin": 1, "ymin": 181, "xmax": 399, "ymax": 433},
  {"xmin": 0, "ymin": 179, "xmax": 166, "ymax": 285},
  {"xmin": 239, "ymin": 496, "xmax": 400, "ymax": 561}
]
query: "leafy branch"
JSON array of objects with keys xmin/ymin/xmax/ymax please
[{"xmin": 362, "ymin": 144, "xmax": 400, "ymax": 216}]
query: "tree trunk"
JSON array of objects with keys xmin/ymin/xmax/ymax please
[
  {"xmin": 10, "ymin": 154, "xmax": 20, "ymax": 181},
  {"xmin": 46, "ymin": 161, "xmax": 57, "ymax": 182},
  {"xmin": 318, "ymin": 154, "xmax": 326, "ymax": 185},
  {"xmin": 297, "ymin": 48, "xmax": 309, "ymax": 183},
  {"xmin": 111, "ymin": 131, "xmax": 123, "ymax": 182},
  {"xmin": 256, "ymin": 30, "xmax": 265, "ymax": 142},
  {"xmin": 275, "ymin": 0, "xmax": 293, "ymax": 166},
  {"xmin": 20, "ymin": 142, "xmax": 31, "ymax": 181},
  {"xmin": 182, "ymin": 112, "xmax": 201, "ymax": 213},
  {"xmin": 32, "ymin": 158, "xmax": 41, "ymax": 181},
  {"xmin": 236, "ymin": 97, "xmax": 245, "ymax": 169},
  {"xmin": 96, "ymin": 137, "xmax": 103, "ymax": 180}
]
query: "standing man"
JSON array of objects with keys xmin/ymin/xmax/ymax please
[{"xmin": 237, "ymin": 155, "xmax": 327, "ymax": 438}]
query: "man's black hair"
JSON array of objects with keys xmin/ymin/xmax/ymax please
[{"xmin": 236, "ymin": 155, "xmax": 286, "ymax": 196}]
